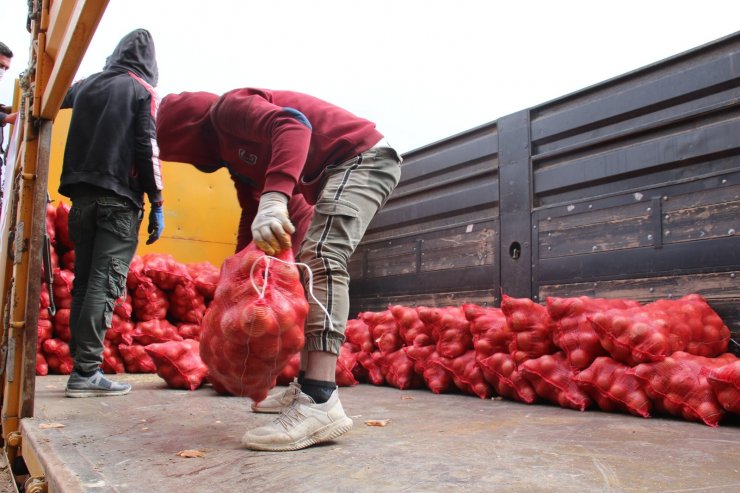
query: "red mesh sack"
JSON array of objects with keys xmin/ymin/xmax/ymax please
[
  {"xmin": 381, "ymin": 348, "xmax": 425, "ymax": 390},
  {"xmin": 107, "ymin": 315, "xmax": 134, "ymax": 345},
  {"xmin": 168, "ymin": 281, "xmax": 207, "ymax": 324},
  {"xmin": 336, "ymin": 344, "xmax": 360, "ymax": 387},
  {"xmin": 519, "ymin": 352, "xmax": 592, "ymax": 411},
  {"xmin": 422, "ymin": 351, "xmax": 456, "ymax": 394},
  {"xmin": 707, "ymin": 360, "xmax": 740, "ymax": 414},
  {"xmin": 361, "ymin": 310, "xmax": 402, "ymax": 354},
  {"xmin": 404, "ymin": 343, "xmax": 436, "ymax": 377},
  {"xmin": 131, "ymin": 280, "xmax": 169, "ymax": 321},
  {"xmin": 649, "ymin": 295, "xmax": 730, "ymax": 357},
  {"xmin": 53, "ymin": 308, "xmax": 71, "ymax": 342},
  {"xmin": 501, "ymin": 295, "xmax": 556, "ymax": 366},
  {"xmin": 145, "ymin": 339, "xmax": 209, "ymax": 391},
  {"xmin": 132, "ymin": 319, "xmax": 183, "ymax": 346},
  {"xmin": 177, "ymin": 323, "xmax": 203, "ymax": 341},
  {"xmin": 36, "ymin": 352, "xmax": 49, "ymax": 376},
  {"xmin": 199, "ymin": 244, "xmax": 308, "ymax": 402},
  {"xmin": 629, "ymin": 352, "xmax": 737, "ymax": 426},
  {"xmin": 276, "ymin": 353, "xmax": 301, "ymax": 386},
  {"xmin": 356, "ymin": 350, "xmax": 385, "ymax": 385},
  {"xmin": 548, "ymin": 296, "xmax": 640, "ymax": 370},
  {"xmin": 437, "ymin": 349, "xmax": 492, "ymax": 399},
  {"xmin": 463, "ymin": 303, "xmax": 511, "ymax": 360},
  {"xmin": 55, "ymin": 201, "xmax": 74, "ymax": 250},
  {"xmin": 42, "ymin": 338, "xmax": 73, "ymax": 375},
  {"xmin": 45, "ymin": 203, "xmax": 57, "ymax": 245},
  {"xmin": 102, "ymin": 341, "xmax": 125, "ymax": 374},
  {"xmin": 345, "ymin": 317, "xmax": 375, "ymax": 353},
  {"xmin": 142, "ymin": 253, "xmax": 191, "ymax": 291},
  {"xmin": 126, "ymin": 255, "xmax": 150, "ymax": 290},
  {"xmin": 418, "ymin": 306, "xmax": 473, "ymax": 359},
  {"xmin": 118, "ymin": 343, "xmax": 157, "ymax": 373},
  {"xmin": 38, "ymin": 318, "xmax": 53, "ymax": 351},
  {"xmin": 574, "ymin": 356, "xmax": 651, "ymax": 417},
  {"xmin": 52, "ymin": 268, "xmax": 74, "ymax": 309},
  {"xmin": 186, "ymin": 261, "xmax": 220, "ymax": 300},
  {"xmin": 114, "ymin": 293, "xmax": 132, "ymax": 320},
  {"xmin": 478, "ymin": 352, "xmax": 537, "ymax": 404},
  {"xmin": 390, "ymin": 305, "xmax": 433, "ymax": 347}
]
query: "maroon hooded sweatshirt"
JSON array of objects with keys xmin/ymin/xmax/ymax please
[{"xmin": 156, "ymin": 88, "xmax": 383, "ymax": 252}]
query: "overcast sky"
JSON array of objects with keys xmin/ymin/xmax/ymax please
[{"xmin": 1, "ymin": 0, "xmax": 739, "ymax": 153}]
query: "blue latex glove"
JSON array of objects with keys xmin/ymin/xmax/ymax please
[{"xmin": 146, "ymin": 204, "xmax": 165, "ymax": 245}]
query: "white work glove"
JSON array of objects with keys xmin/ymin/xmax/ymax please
[{"xmin": 251, "ymin": 192, "xmax": 295, "ymax": 255}]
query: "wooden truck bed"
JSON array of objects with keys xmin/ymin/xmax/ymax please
[{"xmin": 20, "ymin": 374, "xmax": 740, "ymax": 492}]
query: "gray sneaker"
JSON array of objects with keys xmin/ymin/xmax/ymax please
[
  {"xmin": 65, "ymin": 369, "xmax": 132, "ymax": 398},
  {"xmin": 251, "ymin": 381, "xmax": 301, "ymax": 414},
  {"xmin": 242, "ymin": 388, "xmax": 353, "ymax": 451}
]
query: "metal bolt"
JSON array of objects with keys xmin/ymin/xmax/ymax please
[
  {"xmin": 588, "ymin": 204, "xmax": 593, "ymax": 209},
  {"xmin": 647, "ymin": 234, "xmax": 653, "ymax": 241},
  {"xmin": 646, "ymin": 207, "xmax": 652, "ymax": 212},
  {"xmin": 730, "ymin": 273, "xmax": 736, "ymax": 279},
  {"xmin": 649, "ymin": 287, "xmax": 655, "ymax": 293},
  {"xmin": 592, "ymin": 245, "xmax": 598, "ymax": 251},
  {"xmin": 547, "ymin": 216, "xmax": 552, "ymax": 221},
  {"xmin": 729, "ymin": 229, "xmax": 736, "ymax": 236},
  {"xmin": 664, "ymin": 230, "xmax": 671, "ymax": 237},
  {"xmin": 664, "ymin": 214, "xmax": 670, "ymax": 220},
  {"xmin": 547, "ymin": 246, "xmax": 552, "ymax": 251},
  {"xmin": 721, "ymin": 179, "xmax": 727, "ymax": 184},
  {"xmin": 663, "ymin": 196, "xmax": 669, "ymax": 201}
]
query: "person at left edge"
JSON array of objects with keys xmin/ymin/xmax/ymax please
[{"xmin": 59, "ymin": 29, "xmax": 164, "ymax": 397}]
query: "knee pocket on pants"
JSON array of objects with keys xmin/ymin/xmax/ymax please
[
  {"xmin": 104, "ymin": 258, "xmax": 129, "ymax": 328},
  {"xmin": 309, "ymin": 199, "xmax": 363, "ymax": 257}
]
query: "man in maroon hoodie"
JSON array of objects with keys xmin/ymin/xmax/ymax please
[{"xmin": 156, "ymin": 88, "xmax": 401, "ymax": 451}]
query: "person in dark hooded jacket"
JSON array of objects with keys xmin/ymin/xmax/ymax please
[{"xmin": 60, "ymin": 29, "xmax": 164, "ymax": 398}]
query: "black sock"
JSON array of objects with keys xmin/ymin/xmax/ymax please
[
  {"xmin": 300, "ymin": 378, "xmax": 336, "ymax": 404},
  {"xmin": 297, "ymin": 371, "xmax": 306, "ymax": 385}
]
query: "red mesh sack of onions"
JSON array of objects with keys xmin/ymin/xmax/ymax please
[
  {"xmin": 131, "ymin": 280, "xmax": 169, "ymax": 321},
  {"xmin": 463, "ymin": 303, "xmax": 512, "ymax": 360},
  {"xmin": 547, "ymin": 296, "xmax": 640, "ymax": 370},
  {"xmin": 707, "ymin": 360, "xmax": 740, "ymax": 414},
  {"xmin": 132, "ymin": 319, "xmax": 182, "ymax": 346},
  {"xmin": 145, "ymin": 339, "xmax": 209, "ymax": 391},
  {"xmin": 45, "ymin": 202, "xmax": 57, "ymax": 245},
  {"xmin": 574, "ymin": 356, "xmax": 651, "ymax": 417},
  {"xmin": 436, "ymin": 349, "xmax": 492, "ymax": 399},
  {"xmin": 336, "ymin": 343, "xmax": 360, "ymax": 387},
  {"xmin": 390, "ymin": 304, "xmax": 433, "ymax": 347},
  {"xmin": 118, "ymin": 344, "xmax": 156, "ymax": 373},
  {"xmin": 519, "ymin": 352, "xmax": 592, "ymax": 411},
  {"xmin": 421, "ymin": 351, "xmax": 456, "ymax": 394},
  {"xmin": 629, "ymin": 351, "xmax": 738, "ymax": 426},
  {"xmin": 648, "ymin": 295, "xmax": 731, "ymax": 357},
  {"xmin": 418, "ymin": 306, "xmax": 473, "ymax": 359},
  {"xmin": 404, "ymin": 343, "xmax": 436, "ymax": 377},
  {"xmin": 501, "ymin": 295, "xmax": 557, "ymax": 366},
  {"xmin": 177, "ymin": 322, "xmax": 202, "ymax": 341},
  {"xmin": 102, "ymin": 340, "xmax": 125, "ymax": 374},
  {"xmin": 107, "ymin": 314, "xmax": 134, "ymax": 345},
  {"xmin": 114, "ymin": 293, "xmax": 132, "ymax": 320},
  {"xmin": 38, "ymin": 318, "xmax": 53, "ymax": 351},
  {"xmin": 53, "ymin": 308, "xmax": 71, "ymax": 342},
  {"xmin": 55, "ymin": 201, "xmax": 74, "ymax": 250},
  {"xmin": 361, "ymin": 309, "xmax": 402, "ymax": 354},
  {"xmin": 52, "ymin": 268, "xmax": 74, "ymax": 309},
  {"xmin": 199, "ymin": 243, "xmax": 308, "ymax": 402},
  {"xmin": 168, "ymin": 280, "xmax": 206, "ymax": 324},
  {"xmin": 186, "ymin": 261, "xmax": 220, "ymax": 300},
  {"xmin": 356, "ymin": 349, "xmax": 386, "ymax": 386},
  {"xmin": 60, "ymin": 250, "xmax": 75, "ymax": 271},
  {"xmin": 36, "ymin": 352, "xmax": 49, "ymax": 376},
  {"xmin": 345, "ymin": 317, "xmax": 375, "ymax": 353},
  {"xmin": 142, "ymin": 253, "xmax": 191, "ymax": 291},
  {"xmin": 380, "ymin": 348, "xmax": 425, "ymax": 390},
  {"xmin": 479, "ymin": 352, "xmax": 537, "ymax": 404},
  {"xmin": 126, "ymin": 255, "xmax": 150, "ymax": 290},
  {"xmin": 42, "ymin": 338, "xmax": 73, "ymax": 374},
  {"xmin": 276, "ymin": 353, "xmax": 301, "ymax": 385}
]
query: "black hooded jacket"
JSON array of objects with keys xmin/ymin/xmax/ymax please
[{"xmin": 59, "ymin": 29, "xmax": 162, "ymax": 208}]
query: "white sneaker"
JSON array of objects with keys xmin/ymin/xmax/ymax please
[
  {"xmin": 251, "ymin": 381, "xmax": 301, "ymax": 414},
  {"xmin": 242, "ymin": 388, "xmax": 353, "ymax": 451}
]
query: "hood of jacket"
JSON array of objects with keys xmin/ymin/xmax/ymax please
[
  {"xmin": 104, "ymin": 29, "xmax": 159, "ymax": 86},
  {"xmin": 156, "ymin": 91, "xmax": 221, "ymax": 167}
]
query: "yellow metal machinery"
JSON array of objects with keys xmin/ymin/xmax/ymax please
[{"xmin": 0, "ymin": 1, "xmax": 110, "ymax": 490}]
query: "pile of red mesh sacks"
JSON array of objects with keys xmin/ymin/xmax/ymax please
[
  {"xmin": 40, "ymin": 202, "xmax": 740, "ymax": 425},
  {"xmin": 38, "ymin": 202, "xmax": 214, "ymax": 390},
  {"xmin": 338, "ymin": 294, "xmax": 738, "ymax": 427}
]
